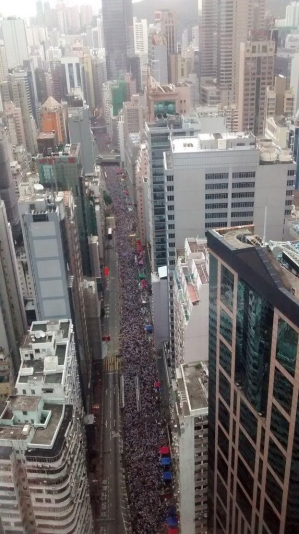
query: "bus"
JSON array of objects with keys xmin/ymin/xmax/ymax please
[{"xmin": 107, "ymin": 228, "xmax": 113, "ymax": 240}]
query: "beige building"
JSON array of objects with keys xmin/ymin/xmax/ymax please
[
  {"xmin": 81, "ymin": 53, "xmax": 95, "ymax": 112},
  {"xmin": 199, "ymin": 0, "xmax": 266, "ymax": 105},
  {"xmin": 169, "ymin": 54, "xmax": 190, "ymax": 85},
  {"xmin": 147, "ymin": 78, "xmax": 192, "ymax": 121},
  {"xmin": 0, "ymin": 44, "xmax": 8, "ymax": 83},
  {"xmin": 266, "ymin": 75, "xmax": 294, "ymax": 118},
  {"xmin": 154, "ymin": 9, "xmax": 177, "ymax": 55},
  {"xmin": 136, "ymin": 143, "xmax": 148, "ymax": 246},
  {"xmin": 123, "ymin": 94, "xmax": 146, "ymax": 137},
  {"xmin": 4, "ymin": 101, "xmax": 26, "ymax": 148},
  {"xmin": 238, "ymin": 33, "xmax": 275, "ymax": 136}
]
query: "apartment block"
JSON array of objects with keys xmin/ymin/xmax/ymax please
[
  {"xmin": 154, "ymin": 10, "xmax": 177, "ymax": 56},
  {"xmin": 173, "ymin": 239, "xmax": 209, "ymax": 367},
  {"xmin": 266, "ymin": 75, "xmax": 294, "ymax": 118},
  {"xmin": 0, "ymin": 319, "xmax": 94, "ymax": 534},
  {"xmin": 172, "ymin": 362, "xmax": 208, "ymax": 534},
  {"xmin": 39, "ymin": 96, "xmax": 67, "ymax": 145},
  {"xmin": 18, "ymin": 188, "xmax": 92, "ymax": 405},
  {"xmin": 207, "ymin": 225, "xmax": 299, "ymax": 534},
  {"xmin": 2, "ymin": 18, "xmax": 29, "ymax": 70},
  {"xmin": 239, "ymin": 33, "xmax": 275, "ymax": 136},
  {"xmin": 68, "ymin": 104, "xmax": 95, "ymax": 175}
]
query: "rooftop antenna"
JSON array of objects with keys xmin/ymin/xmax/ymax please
[{"xmin": 262, "ymin": 202, "xmax": 268, "ymax": 246}]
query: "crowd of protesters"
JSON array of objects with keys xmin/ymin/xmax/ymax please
[{"xmin": 105, "ymin": 166, "xmax": 168, "ymax": 534}]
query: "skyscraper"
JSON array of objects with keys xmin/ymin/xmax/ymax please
[
  {"xmin": 238, "ymin": 32, "xmax": 275, "ymax": 135},
  {"xmin": 0, "ymin": 319, "xmax": 94, "ymax": 534},
  {"xmin": 68, "ymin": 104, "xmax": 95, "ymax": 174},
  {"xmin": 207, "ymin": 225, "xmax": 299, "ymax": 534},
  {"xmin": 154, "ymin": 10, "xmax": 177, "ymax": 56},
  {"xmin": 2, "ymin": 18, "xmax": 29, "ymax": 70},
  {"xmin": 18, "ymin": 188, "xmax": 92, "ymax": 405},
  {"xmin": 102, "ymin": 0, "xmax": 133, "ymax": 79},
  {"xmin": 199, "ymin": 0, "xmax": 266, "ymax": 105},
  {"xmin": 0, "ymin": 128, "xmax": 21, "ymax": 238},
  {"xmin": 0, "ymin": 200, "xmax": 26, "ymax": 373},
  {"xmin": 39, "ymin": 96, "xmax": 67, "ymax": 144}
]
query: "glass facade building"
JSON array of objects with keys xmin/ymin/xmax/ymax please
[
  {"xmin": 102, "ymin": 0, "xmax": 133, "ymax": 80},
  {"xmin": 207, "ymin": 226, "xmax": 299, "ymax": 534}
]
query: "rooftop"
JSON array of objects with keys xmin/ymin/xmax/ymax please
[
  {"xmin": 171, "ymin": 132, "xmax": 256, "ymax": 153},
  {"xmin": 31, "ymin": 403, "xmax": 63, "ymax": 446},
  {"xmin": 176, "ymin": 362, "xmax": 208, "ymax": 417},
  {"xmin": 37, "ymin": 143, "xmax": 80, "ymax": 159}
]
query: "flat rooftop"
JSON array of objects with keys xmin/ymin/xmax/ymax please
[
  {"xmin": 171, "ymin": 132, "xmax": 256, "ymax": 153},
  {"xmin": 37, "ymin": 143, "xmax": 80, "ymax": 159},
  {"xmin": 177, "ymin": 362, "xmax": 208, "ymax": 416},
  {"xmin": 212, "ymin": 226, "xmax": 299, "ymax": 298},
  {"xmin": 31, "ymin": 403, "xmax": 63, "ymax": 446}
]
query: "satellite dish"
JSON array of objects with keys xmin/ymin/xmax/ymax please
[
  {"xmin": 35, "ymin": 332, "xmax": 41, "ymax": 339},
  {"xmin": 40, "ymin": 332, "xmax": 46, "ymax": 338},
  {"xmin": 34, "ymin": 183, "xmax": 44, "ymax": 192}
]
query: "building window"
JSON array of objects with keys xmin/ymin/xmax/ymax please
[
  {"xmin": 232, "ymin": 171, "xmax": 256, "ymax": 179},
  {"xmin": 168, "ymin": 214, "xmax": 174, "ymax": 220},
  {"xmin": 286, "ymin": 190, "xmax": 293, "ymax": 196},
  {"xmin": 221, "ymin": 265, "xmax": 234, "ymax": 312},
  {"xmin": 168, "ymin": 224, "xmax": 175, "ymax": 229},
  {"xmin": 168, "ymin": 205, "xmax": 174, "ymax": 211},
  {"xmin": 276, "ymin": 319, "xmax": 298, "ymax": 377},
  {"xmin": 231, "ymin": 202, "xmax": 254, "ymax": 208},
  {"xmin": 205, "ymin": 183, "xmax": 229, "ymax": 190},
  {"xmin": 232, "ymin": 192, "xmax": 255, "ymax": 199},
  {"xmin": 273, "ymin": 367, "xmax": 293, "ymax": 415},
  {"xmin": 285, "ymin": 200, "xmax": 292, "ymax": 206},
  {"xmin": 169, "ymin": 243, "xmax": 175, "ymax": 247},
  {"xmin": 205, "ymin": 212, "xmax": 228, "ymax": 219},
  {"xmin": 169, "ymin": 251, "xmax": 175, "ymax": 256},
  {"xmin": 206, "ymin": 193, "xmax": 228, "ymax": 200},
  {"xmin": 205, "ymin": 173, "xmax": 229, "ymax": 180},
  {"xmin": 232, "ymin": 182, "xmax": 255, "ymax": 189},
  {"xmin": 167, "ymin": 176, "xmax": 173, "ymax": 181},
  {"xmin": 205, "ymin": 222, "xmax": 227, "ymax": 229},
  {"xmin": 285, "ymin": 209, "xmax": 291, "ymax": 215},
  {"xmin": 287, "ymin": 180, "xmax": 295, "ymax": 187},
  {"xmin": 220, "ymin": 308, "xmax": 232, "ymax": 345},
  {"xmin": 205, "ymin": 203, "xmax": 228, "ymax": 210},
  {"xmin": 270, "ymin": 404, "xmax": 289, "ymax": 451},
  {"xmin": 167, "ymin": 196, "xmax": 174, "ymax": 201},
  {"xmin": 288, "ymin": 170, "xmax": 295, "ymax": 176},
  {"xmin": 231, "ymin": 211, "xmax": 253, "ymax": 218},
  {"xmin": 167, "ymin": 185, "xmax": 174, "ymax": 191},
  {"xmin": 168, "ymin": 233, "xmax": 175, "ymax": 239},
  {"xmin": 169, "ymin": 260, "xmax": 175, "ymax": 266}
]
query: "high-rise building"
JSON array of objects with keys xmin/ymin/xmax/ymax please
[
  {"xmin": 286, "ymin": 1, "xmax": 299, "ymax": 26},
  {"xmin": 66, "ymin": 5, "xmax": 81, "ymax": 33},
  {"xmin": 18, "ymin": 188, "xmax": 92, "ymax": 404},
  {"xmin": 0, "ymin": 319, "xmax": 94, "ymax": 534},
  {"xmin": 80, "ymin": 4, "xmax": 93, "ymax": 29},
  {"xmin": 2, "ymin": 18, "xmax": 29, "ymax": 70},
  {"xmin": 39, "ymin": 96, "xmax": 67, "ymax": 144},
  {"xmin": 35, "ymin": 68, "xmax": 53, "ymax": 106},
  {"xmin": 92, "ymin": 53, "xmax": 107, "ymax": 109},
  {"xmin": 172, "ymin": 361, "xmax": 209, "ymax": 534},
  {"xmin": 102, "ymin": 0, "xmax": 133, "ymax": 79},
  {"xmin": 207, "ymin": 225, "xmax": 299, "ymax": 534},
  {"xmin": 0, "ymin": 128, "xmax": 21, "ymax": 238},
  {"xmin": 148, "ymin": 31, "xmax": 168, "ymax": 84},
  {"xmin": 0, "ymin": 200, "xmax": 26, "ymax": 373},
  {"xmin": 154, "ymin": 10, "xmax": 177, "ymax": 56},
  {"xmin": 36, "ymin": 143, "xmax": 92, "ymax": 277},
  {"xmin": 266, "ymin": 75, "xmax": 294, "ymax": 118},
  {"xmin": 81, "ymin": 54, "xmax": 95, "ymax": 111},
  {"xmin": 0, "ymin": 45, "xmax": 8, "ymax": 83},
  {"xmin": 50, "ymin": 60, "xmax": 64, "ymax": 102},
  {"xmin": 68, "ymin": 104, "xmax": 95, "ymax": 174},
  {"xmin": 10, "ymin": 72, "xmax": 38, "ymax": 155},
  {"xmin": 61, "ymin": 56, "xmax": 84, "ymax": 95},
  {"xmin": 123, "ymin": 94, "xmax": 146, "ymax": 138},
  {"xmin": 238, "ymin": 32, "xmax": 275, "ymax": 136},
  {"xmin": 199, "ymin": 0, "xmax": 266, "ymax": 105},
  {"xmin": 3, "ymin": 101, "xmax": 26, "ymax": 148},
  {"xmin": 133, "ymin": 17, "xmax": 148, "ymax": 55},
  {"xmin": 96, "ymin": 16, "xmax": 105, "ymax": 49},
  {"xmin": 173, "ymin": 238, "xmax": 209, "ymax": 367}
]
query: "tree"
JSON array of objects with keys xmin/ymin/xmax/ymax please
[{"xmin": 103, "ymin": 192, "xmax": 112, "ymax": 205}]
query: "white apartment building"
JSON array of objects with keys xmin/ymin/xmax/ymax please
[
  {"xmin": 61, "ymin": 56, "xmax": 83, "ymax": 93},
  {"xmin": 16, "ymin": 248, "xmax": 34, "ymax": 300},
  {"xmin": 0, "ymin": 319, "xmax": 94, "ymax": 534},
  {"xmin": 123, "ymin": 94, "xmax": 147, "ymax": 138},
  {"xmin": 1, "ymin": 18, "xmax": 29, "ymax": 70},
  {"xmin": 148, "ymin": 31, "xmax": 168, "ymax": 85},
  {"xmin": 0, "ymin": 44, "xmax": 8, "ymax": 83},
  {"xmin": 286, "ymin": 1, "xmax": 299, "ymax": 27},
  {"xmin": 172, "ymin": 362, "xmax": 208, "ymax": 534},
  {"xmin": 173, "ymin": 239, "xmax": 209, "ymax": 367},
  {"xmin": 133, "ymin": 17, "xmax": 148, "ymax": 55}
]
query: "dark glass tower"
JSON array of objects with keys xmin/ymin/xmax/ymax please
[
  {"xmin": 207, "ymin": 226, "xmax": 299, "ymax": 534},
  {"xmin": 102, "ymin": 0, "xmax": 133, "ymax": 80}
]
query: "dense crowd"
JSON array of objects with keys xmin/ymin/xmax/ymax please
[{"xmin": 105, "ymin": 167, "xmax": 168, "ymax": 534}]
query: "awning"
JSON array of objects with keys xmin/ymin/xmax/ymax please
[
  {"xmin": 161, "ymin": 457, "xmax": 171, "ymax": 466},
  {"xmin": 163, "ymin": 472, "xmax": 172, "ymax": 481},
  {"xmin": 160, "ymin": 446, "xmax": 170, "ymax": 455}
]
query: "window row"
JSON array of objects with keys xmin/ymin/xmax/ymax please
[
  {"xmin": 232, "ymin": 171, "xmax": 256, "ymax": 179},
  {"xmin": 205, "ymin": 173, "xmax": 229, "ymax": 180},
  {"xmin": 205, "ymin": 203, "xmax": 228, "ymax": 210},
  {"xmin": 232, "ymin": 192, "xmax": 254, "ymax": 198},
  {"xmin": 206, "ymin": 193, "xmax": 228, "ymax": 200},
  {"xmin": 231, "ymin": 211, "xmax": 253, "ymax": 218},
  {"xmin": 231, "ymin": 202, "xmax": 254, "ymax": 208},
  {"xmin": 232, "ymin": 182, "xmax": 255, "ymax": 189},
  {"xmin": 205, "ymin": 213, "xmax": 228, "ymax": 219}
]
